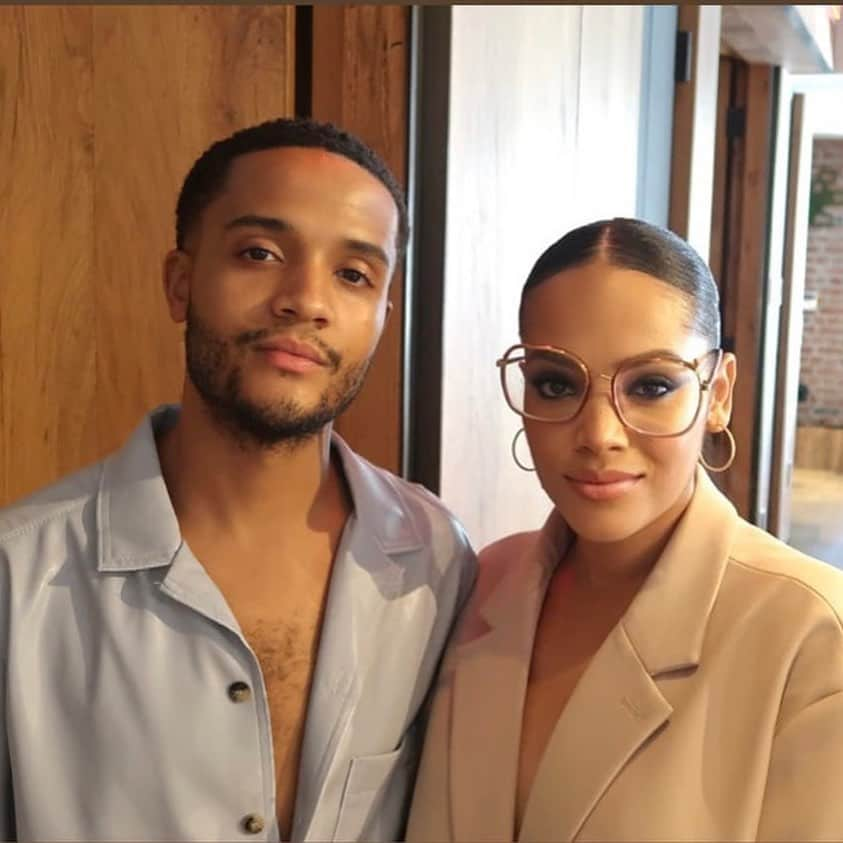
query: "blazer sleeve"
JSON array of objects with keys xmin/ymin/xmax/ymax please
[
  {"xmin": 0, "ymin": 551, "xmax": 14, "ymax": 841},
  {"xmin": 756, "ymin": 600, "xmax": 843, "ymax": 842},
  {"xmin": 757, "ymin": 690, "xmax": 843, "ymax": 840}
]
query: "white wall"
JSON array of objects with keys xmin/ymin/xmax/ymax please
[{"xmin": 438, "ymin": 5, "xmax": 646, "ymax": 549}]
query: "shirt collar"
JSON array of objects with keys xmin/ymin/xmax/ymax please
[{"xmin": 96, "ymin": 405, "xmax": 423, "ymax": 573}]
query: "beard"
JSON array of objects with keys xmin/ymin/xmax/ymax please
[{"xmin": 184, "ymin": 306, "xmax": 372, "ymax": 451}]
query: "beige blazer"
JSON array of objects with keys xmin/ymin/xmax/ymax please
[{"xmin": 407, "ymin": 469, "xmax": 843, "ymax": 841}]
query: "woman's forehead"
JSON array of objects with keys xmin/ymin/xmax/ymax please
[{"xmin": 520, "ymin": 263, "xmax": 705, "ymax": 363}]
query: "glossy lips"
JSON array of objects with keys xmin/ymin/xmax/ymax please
[{"xmin": 564, "ymin": 470, "xmax": 644, "ymax": 502}]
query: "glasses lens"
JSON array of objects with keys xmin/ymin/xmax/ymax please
[
  {"xmin": 502, "ymin": 348, "xmax": 587, "ymax": 421},
  {"xmin": 615, "ymin": 358, "xmax": 701, "ymax": 435}
]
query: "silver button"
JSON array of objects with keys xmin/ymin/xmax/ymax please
[
  {"xmin": 228, "ymin": 681, "xmax": 252, "ymax": 703},
  {"xmin": 242, "ymin": 813, "xmax": 265, "ymax": 834}
]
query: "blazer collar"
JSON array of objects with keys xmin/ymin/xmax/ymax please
[
  {"xmin": 96, "ymin": 405, "xmax": 424, "ymax": 573},
  {"xmin": 621, "ymin": 467, "xmax": 739, "ymax": 676},
  {"xmin": 449, "ymin": 467, "xmax": 740, "ymax": 841}
]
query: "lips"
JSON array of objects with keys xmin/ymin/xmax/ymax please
[
  {"xmin": 564, "ymin": 470, "xmax": 644, "ymax": 502},
  {"xmin": 255, "ymin": 337, "xmax": 329, "ymax": 374},
  {"xmin": 255, "ymin": 337, "xmax": 327, "ymax": 365}
]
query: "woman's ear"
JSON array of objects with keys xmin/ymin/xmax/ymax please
[
  {"xmin": 163, "ymin": 249, "xmax": 192, "ymax": 323},
  {"xmin": 706, "ymin": 351, "xmax": 736, "ymax": 431}
]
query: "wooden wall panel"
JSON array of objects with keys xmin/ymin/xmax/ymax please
[
  {"xmin": 0, "ymin": 7, "xmax": 99, "ymax": 504},
  {"xmin": 0, "ymin": 6, "xmax": 295, "ymax": 505},
  {"xmin": 574, "ymin": 5, "xmax": 644, "ymax": 225},
  {"xmin": 709, "ymin": 60, "xmax": 775, "ymax": 520},
  {"xmin": 669, "ymin": 5, "xmax": 722, "ymax": 263},
  {"xmin": 723, "ymin": 65, "xmax": 774, "ymax": 520},
  {"xmin": 310, "ymin": 5, "xmax": 409, "ymax": 475},
  {"xmin": 439, "ymin": 6, "xmax": 644, "ymax": 549},
  {"xmin": 93, "ymin": 6, "xmax": 295, "ymax": 456},
  {"xmin": 709, "ymin": 56, "xmax": 734, "ymax": 289}
]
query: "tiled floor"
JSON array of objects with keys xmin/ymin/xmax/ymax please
[{"xmin": 789, "ymin": 468, "xmax": 843, "ymax": 569}]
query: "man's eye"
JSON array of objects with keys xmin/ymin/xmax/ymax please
[
  {"xmin": 338, "ymin": 268, "xmax": 371, "ymax": 286},
  {"xmin": 240, "ymin": 247, "xmax": 278, "ymax": 262}
]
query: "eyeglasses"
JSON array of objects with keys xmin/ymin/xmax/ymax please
[{"xmin": 496, "ymin": 344, "xmax": 723, "ymax": 437}]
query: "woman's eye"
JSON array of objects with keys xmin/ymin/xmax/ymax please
[
  {"xmin": 533, "ymin": 377, "xmax": 577, "ymax": 399},
  {"xmin": 338, "ymin": 268, "xmax": 371, "ymax": 286},
  {"xmin": 240, "ymin": 247, "xmax": 278, "ymax": 262},
  {"xmin": 629, "ymin": 378, "xmax": 675, "ymax": 399}
]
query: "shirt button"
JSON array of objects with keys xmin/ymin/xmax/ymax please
[
  {"xmin": 242, "ymin": 813, "xmax": 265, "ymax": 834},
  {"xmin": 228, "ymin": 681, "xmax": 252, "ymax": 703}
]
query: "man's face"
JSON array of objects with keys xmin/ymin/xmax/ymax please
[{"xmin": 164, "ymin": 146, "xmax": 399, "ymax": 448}]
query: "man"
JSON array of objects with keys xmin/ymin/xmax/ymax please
[{"xmin": 0, "ymin": 118, "xmax": 476, "ymax": 842}]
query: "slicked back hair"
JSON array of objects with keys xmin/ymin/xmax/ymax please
[{"xmin": 519, "ymin": 217, "xmax": 721, "ymax": 347}]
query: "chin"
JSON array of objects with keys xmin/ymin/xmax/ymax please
[
  {"xmin": 241, "ymin": 377, "xmax": 316, "ymax": 408},
  {"xmin": 563, "ymin": 516, "xmax": 644, "ymax": 545},
  {"xmin": 551, "ymin": 492, "xmax": 649, "ymax": 544}
]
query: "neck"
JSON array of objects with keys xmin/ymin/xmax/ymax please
[
  {"xmin": 566, "ymin": 474, "xmax": 697, "ymax": 591},
  {"xmin": 157, "ymin": 388, "xmax": 343, "ymax": 546}
]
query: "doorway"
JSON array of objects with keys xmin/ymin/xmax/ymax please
[
  {"xmin": 789, "ymin": 134, "xmax": 843, "ymax": 566},
  {"xmin": 766, "ymin": 78, "xmax": 843, "ymax": 567}
]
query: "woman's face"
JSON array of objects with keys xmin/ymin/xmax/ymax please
[{"xmin": 518, "ymin": 259, "xmax": 736, "ymax": 545}]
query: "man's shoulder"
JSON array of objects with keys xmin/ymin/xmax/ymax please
[
  {"xmin": 0, "ymin": 459, "xmax": 103, "ymax": 547},
  {"xmin": 341, "ymin": 443, "xmax": 469, "ymax": 537}
]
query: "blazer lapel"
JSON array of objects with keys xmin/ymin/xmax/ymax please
[
  {"xmin": 451, "ymin": 518, "xmax": 567, "ymax": 842},
  {"xmin": 518, "ymin": 624, "xmax": 672, "ymax": 841},
  {"xmin": 520, "ymin": 468, "xmax": 738, "ymax": 841}
]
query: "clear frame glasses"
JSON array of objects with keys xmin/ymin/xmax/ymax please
[{"xmin": 496, "ymin": 344, "xmax": 724, "ymax": 438}]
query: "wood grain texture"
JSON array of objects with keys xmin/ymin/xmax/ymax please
[
  {"xmin": 0, "ymin": 6, "xmax": 295, "ymax": 504},
  {"xmin": 796, "ymin": 426, "xmax": 843, "ymax": 474},
  {"xmin": 710, "ymin": 62, "xmax": 774, "ymax": 519},
  {"xmin": 93, "ymin": 5, "xmax": 295, "ymax": 457},
  {"xmin": 709, "ymin": 56, "xmax": 733, "ymax": 289},
  {"xmin": 0, "ymin": 7, "xmax": 98, "ymax": 504},
  {"xmin": 669, "ymin": 5, "xmax": 721, "ymax": 263},
  {"xmin": 439, "ymin": 6, "xmax": 644, "ymax": 549},
  {"xmin": 725, "ymin": 64, "xmax": 773, "ymax": 520},
  {"xmin": 311, "ymin": 5, "xmax": 409, "ymax": 475}
]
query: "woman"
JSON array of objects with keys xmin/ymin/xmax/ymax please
[{"xmin": 406, "ymin": 218, "xmax": 843, "ymax": 841}]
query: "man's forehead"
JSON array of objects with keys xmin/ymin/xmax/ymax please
[{"xmin": 226, "ymin": 146, "xmax": 386, "ymax": 192}]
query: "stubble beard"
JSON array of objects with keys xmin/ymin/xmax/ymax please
[{"xmin": 184, "ymin": 307, "xmax": 372, "ymax": 452}]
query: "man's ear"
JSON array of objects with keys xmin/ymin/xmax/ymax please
[
  {"xmin": 706, "ymin": 352, "xmax": 736, "ymax": 431},
  {"xmin": 384, "ymin": 299, "xmax": 394, "ymax": 322},
  {"xmin": 163, "ymin": 249, "xmax": 192, "ymax": 324}
]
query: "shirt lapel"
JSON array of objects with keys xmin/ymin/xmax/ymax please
[{"xmin": 294, "ymin": 436, "xmax": 424, "ymax": 842}]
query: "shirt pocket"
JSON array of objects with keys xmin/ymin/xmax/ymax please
[{"xmin": 333, "ymin": 737, "xmax": 414, "ymax": 842}]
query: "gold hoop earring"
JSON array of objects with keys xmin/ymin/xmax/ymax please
[
  {"xmin": 700, "ymin": 427, "xmax": 736, "ymax": 473},
  {"xmin": 511, "ymin": 428, "xmax": 536, "ymax": 472}
]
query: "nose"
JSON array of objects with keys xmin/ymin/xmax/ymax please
[
  {"xmin": 572, "ymin": 376, "xmax": 628, "ymax": 453},
  {"xmin": 269, "ymin": 259, "xmax": 332, "ymax": 327}
]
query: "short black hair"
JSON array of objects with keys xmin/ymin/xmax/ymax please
[
  {"xmin": 175, "ymin": 117, "xmax": 409, "ymax": 258},
  {"xmin": 519, "ymin": 217, "xmax": 721, "ymax": 347}
]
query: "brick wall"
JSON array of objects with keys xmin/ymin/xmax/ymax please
[{"xmin": 798, "ymin": 138, "xmax": 843, "ymax": 428}]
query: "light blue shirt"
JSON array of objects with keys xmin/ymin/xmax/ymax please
[{"xmin": 0, "ymin": 406, "xmax": 476, "ymax": 841}]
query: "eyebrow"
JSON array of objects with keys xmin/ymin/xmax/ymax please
[
  {"xmin": 342, "ymin": 238, "xmax": 390, "ymax": 268},
  {"xmin": 223, "ymin": 214, "xmax": 391, "ymax": 268},
  {"xmin": 224, "ymin": 214, "xmax": 291, "ymax": 233}
]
